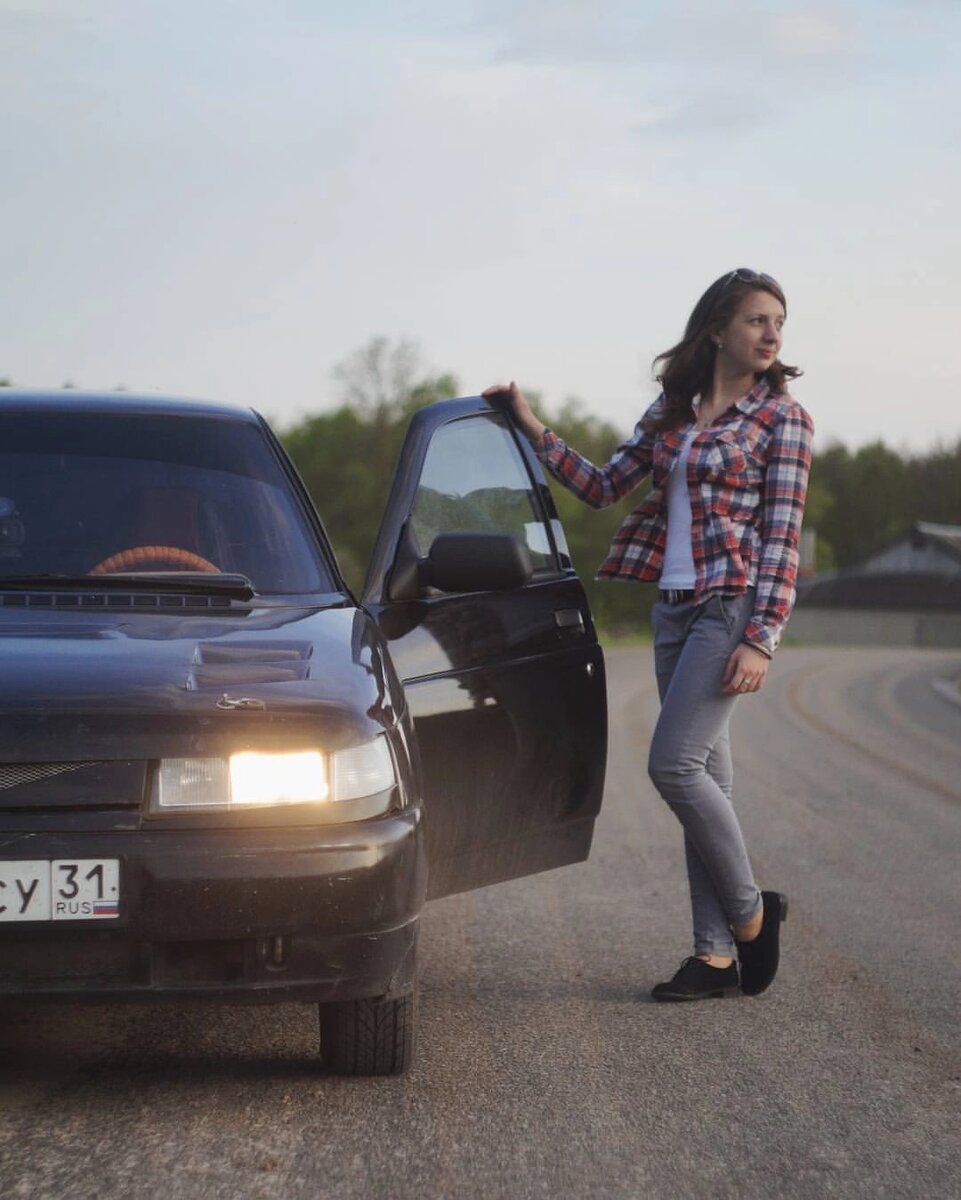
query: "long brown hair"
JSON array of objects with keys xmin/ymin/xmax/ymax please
[{"xmin": 644, "ymin": 270, "xmax": 803, "ymax": 434}]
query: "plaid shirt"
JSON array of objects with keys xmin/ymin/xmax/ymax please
[{"xmin": 534, "ymin": 380, "xmax": 814, "ymax": 657}]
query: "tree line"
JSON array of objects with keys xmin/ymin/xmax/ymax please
[
  {"xmin": 280, "ymin": 340, "xmax": 961, "ymax": 634},
  {"xmin": 6, "ymin": 344, "xmax": 958, "ymax": 634}
]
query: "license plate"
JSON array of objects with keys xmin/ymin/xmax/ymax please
[{"xmin": 0, "ymin": 859, "xmax": 121, "ymax": 922}]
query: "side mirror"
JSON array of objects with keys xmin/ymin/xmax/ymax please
[
  {"xmin": 427, "ymin": 532, "xmax": 533, "ymax": 594},
  {"xmin": 387, "ymin": 528, "xmax": 533, "ymax": 601}
]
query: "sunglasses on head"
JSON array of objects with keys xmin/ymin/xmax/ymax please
[{"xmin": 724, "ymin": 267, "xmax": 781, "ymax": 290}]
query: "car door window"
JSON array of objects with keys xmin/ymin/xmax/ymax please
[{"xmin": 409, "ymin": 416, "xmax": 555, "ymax": 571}]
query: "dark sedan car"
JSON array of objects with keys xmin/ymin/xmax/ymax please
[{"xmin": 0, "ymin": 389, "xmax": 607, "ymax": 1073}]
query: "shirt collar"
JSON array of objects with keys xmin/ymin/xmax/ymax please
[
  {"xmin": 685, "ymin": 377, "xmax": 771, "ymax": 429},
  {"xmin": 732, "ymin": 376, "xmax": 772, "ymax": 416}
]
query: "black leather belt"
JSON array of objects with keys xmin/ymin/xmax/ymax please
[{"xmin": 658, "ymin": 588, "xmax": 696, "ymax": 604}]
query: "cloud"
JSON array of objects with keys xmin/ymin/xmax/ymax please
[
  {"xmin": 470, "ymin": 0, "xmax": 860, "ymax": 69},
  {"xmin": 769, "ymin": 6, "xmax": 854, "ymax": 56},
  {"xmin": 633, "ymin": 91, "xmax": 763, "ymax": 138},
  {"xmin": 464, "ymin": 1, "xmax": 867, "ymax": 142}
]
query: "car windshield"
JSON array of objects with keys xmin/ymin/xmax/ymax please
[{"xmin": 0, "ymin": 409, "xmax": 334, "ymax": 595}]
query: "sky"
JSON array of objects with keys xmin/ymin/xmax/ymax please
[{"xmin": 1, "ymin": 0, "xmax": 959, "ymax": 451}]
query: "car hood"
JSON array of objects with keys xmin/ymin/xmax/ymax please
[{"xmin": 0, "ymin": 604, "xmax": 401, "ymax": 760}]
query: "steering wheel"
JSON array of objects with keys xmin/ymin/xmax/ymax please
[{"xmin": 88, "ymin": 545, "xmax": 221, "ymax": 575}]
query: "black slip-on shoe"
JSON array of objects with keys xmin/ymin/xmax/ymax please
[
  {"xmin": 651, "ymin": 956, "xmax": 741, "ymax": 1002},
  {"xmin": 736, "ymin": 890, "xmax": 788, "ymax": 996}
]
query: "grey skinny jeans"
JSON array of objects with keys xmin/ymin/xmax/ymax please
[{"xmin": 648, "ymin": 590, "xmax": 763, "ymax": 958}]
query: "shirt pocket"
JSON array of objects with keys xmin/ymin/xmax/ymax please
[{"xmin": 698, "ymin": 429, "xmax": 749, "ymax": 483}]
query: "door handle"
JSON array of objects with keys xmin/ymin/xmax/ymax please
[{"xmin": 554, "ymin": 608, "xmax": 585, "ymax": 632}]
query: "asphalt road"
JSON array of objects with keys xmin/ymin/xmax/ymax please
[{"xmin": 1, "ymin": 646, "xmax": 959, "ymax": 1200}]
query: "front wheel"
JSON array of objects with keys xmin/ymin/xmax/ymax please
[{"xmin": 318, "ymin": 989, "xmax": 415, "ymax": 1075}]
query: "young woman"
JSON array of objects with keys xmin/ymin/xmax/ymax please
[{"xmin": 484, "ymin": 268, "xmax": 814, "ymax": 1001}]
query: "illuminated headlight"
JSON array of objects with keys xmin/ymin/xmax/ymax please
[
  {"xmin": 150, "ymin": 738, "xmax": 395, "ymax": 814},
  {"xmin": 230, "ymin": 751, "xmax": 328, "ymax": 805}
]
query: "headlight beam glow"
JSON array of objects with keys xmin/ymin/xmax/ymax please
[{"xmin": 228, "ymin": 750, "xmax": 328, "ymax": 806}]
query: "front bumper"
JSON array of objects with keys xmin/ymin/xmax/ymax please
[{"xmin": 0, "ymin": 811, "xmax": 425, "ymax": 1003}]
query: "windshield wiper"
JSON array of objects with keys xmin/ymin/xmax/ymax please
[{"xmin": 0, "ymin": 573, "xmax": 256, "ymax": 600}]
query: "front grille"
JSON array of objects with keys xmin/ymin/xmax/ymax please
[
  {"xmin": 0, "ymin": 762, "xmax": 105, "ymax": 791},
  {"xmin": 0, "ymin": 760, "xmax": 146, "ymax": 812}
]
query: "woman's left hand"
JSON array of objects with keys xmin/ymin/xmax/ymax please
[{"xmin": 721, "ymin": 643, "xmax": 770, "ymax": 695}]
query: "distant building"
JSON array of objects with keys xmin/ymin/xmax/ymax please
[
  {"xmin": 790, "ymin": 522, "xmax": 961, "ymax": 647},
  {"xmin": 855, "ymin": 521, "xmax": 961, "ymax": 577}
]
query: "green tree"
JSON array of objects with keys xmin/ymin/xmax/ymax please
[
  {"xmin": 285, "ymin": 340, "xmax": 961, "ymax": 631},
  {"xmin": 281, "ymin": 339, "xmax": 458, "ymax": 590},
  {"xmin": 904, "ymin": 439, "xmax": 961, "ymax": 529},
  {"xmin": 801, "ymin": 464, "xmax": 838, "ymax": 572},
  {"xmin": 283, "ymin": 345, "xmax": 660, "ymax": 633},
  {"xmin": 283, "ymin": 354, "xmax": 654, "ymax": 633},
  {"xmin": 811, "ymin": 441, "xmax": 909, "ymax": 568}
]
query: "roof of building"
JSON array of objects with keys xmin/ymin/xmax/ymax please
[
  {"xmin": 915, "ymin": 522, "xmax": 961, "ymax": 562},
  {"xmin": 854, "ymin": 522, "xmax": 961, "ymax": 577},
  {"xmin": 797, "ymin": 522, "xmax": 961, "ymax": 610}
]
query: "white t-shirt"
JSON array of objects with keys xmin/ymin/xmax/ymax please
[{"xmin": 659, "ymin": 426, "xmax": 698, "ymax": 589}]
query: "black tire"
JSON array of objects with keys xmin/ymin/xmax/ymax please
[{"xmin": 318, "ymin": 989, "xmax": 415, "ymax": 1076}]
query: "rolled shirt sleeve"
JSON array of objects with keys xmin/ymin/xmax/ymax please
[{"xmin": 532, "ymin": 396, "xmax": 662, "ymax": 509}]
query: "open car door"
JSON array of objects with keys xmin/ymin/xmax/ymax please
[{"xmin": 363, "ymin": 397, "xmax": 607, "ymax": 900}]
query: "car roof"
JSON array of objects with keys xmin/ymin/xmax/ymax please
[{"xmin": 0, "ymin": 388, "xmax": 260, "ymax": 424}]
